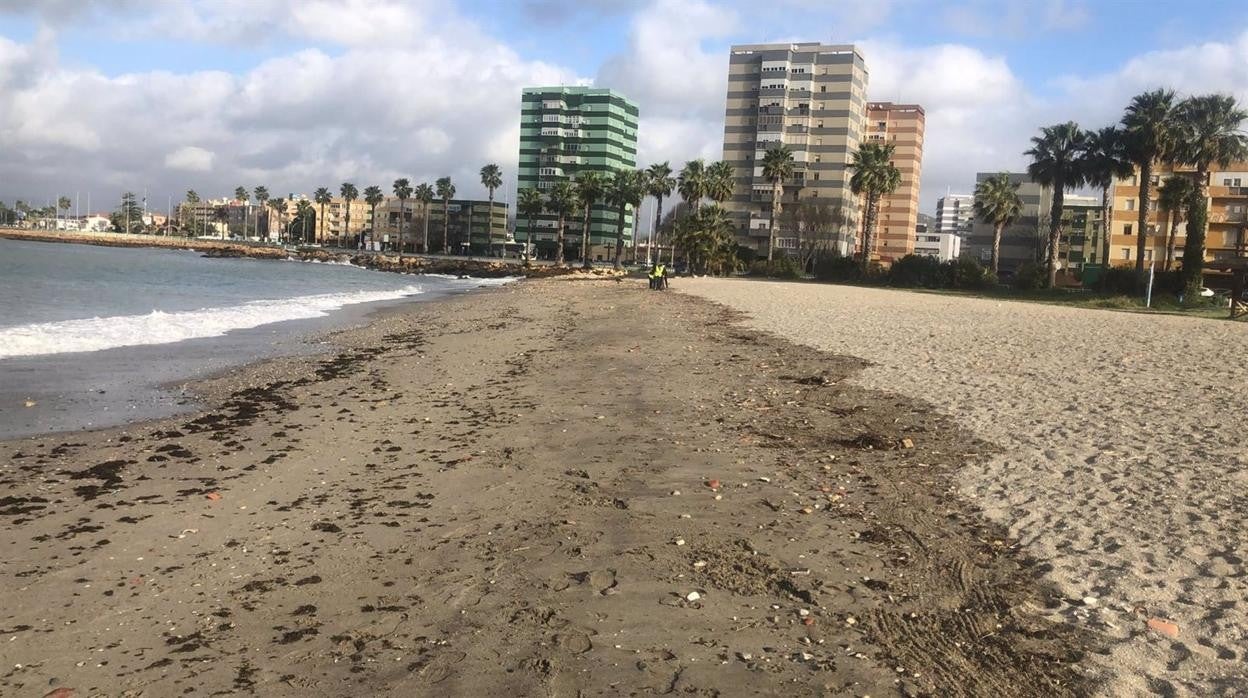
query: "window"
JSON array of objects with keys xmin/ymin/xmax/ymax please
[
  {"xmin": 813, "ymin": 172, "xmax": 819, "ymax": 181},
  {"xmin": 1145, "ymin": 249, "xmax": 1154, "ymax": 260},
  {"xmin": 1124, "ymin": 199, "xmax": 1135, "ymax": 211},
  {"xmin": 1122, "ymin": 248, "xmax": 1131, "ymax": 260},
  {"xmin": 1124, "ymin": 224, "xmax": 1133, "ymax": 236}
]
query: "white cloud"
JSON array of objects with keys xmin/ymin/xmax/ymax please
[{"xmin": 165, "ymin": 146, "xmax": 215, "ymax": 172}]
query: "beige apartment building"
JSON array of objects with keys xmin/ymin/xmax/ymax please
[
  {"xmin": 1109, "ymin": 163, "xmax": 1248, "ymax": 272},
  {"xmin": 861, "ymin": 102, "xmax": 924, "ymax": 263},
  {"xmin": 721, "ymin": 42, "xmax": 869, "ymax": 257}
]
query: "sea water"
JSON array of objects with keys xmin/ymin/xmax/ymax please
[{"xmin": 0, "ymin": 238, "xmax": 509, "ymax": 438}]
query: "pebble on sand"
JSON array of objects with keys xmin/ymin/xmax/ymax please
[{"xmin": 1147, "ymin": 618, "xmax": 1179, "ymax": 637}]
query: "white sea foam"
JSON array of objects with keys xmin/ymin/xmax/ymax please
[{"xmin": 0, "ymin": 285, "xmax": 428, "ymax": 359}]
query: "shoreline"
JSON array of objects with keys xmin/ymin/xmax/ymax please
[
  {"xmin": 0, "ymin": 279, "xmax": 1101, "ymax": 696},
  {"xmin": 0, "ymin": 228, "xmax": 625, "ymax": 280}
]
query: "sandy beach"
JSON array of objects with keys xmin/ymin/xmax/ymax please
[
  {"xmin": 681, "ymin": 278, "xmax": 1248, "ymax": 696},
  {"xmin": 0, "ymin": 279, "xmax": 1099, "ymax": 696}
]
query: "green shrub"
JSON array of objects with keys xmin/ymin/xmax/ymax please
[
  {"xmin": 748, "ymin": 256, "xmax": 802, "ymax": 279},
  {"xmin": 812, "ymin": 253, "xmax": 862, "ymax": 282},
  {"xmin": 888, "ymin": 254, "xmax": 947, "ymax": 288},
  {"xmin": 944, "ymin": 258, "xmax": 995, "ymax": 290},
  {"xmin": 1093, "ymin": 266, "xmax": 1141, "ymax": 296},
  {"xmin": 1011, "ymin": 262, "xmax": 1044, "ymax": 291}
]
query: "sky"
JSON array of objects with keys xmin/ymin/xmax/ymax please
[{"xmin": 1, "ymin": 0, "xmax": 1247, "ymax": 217}]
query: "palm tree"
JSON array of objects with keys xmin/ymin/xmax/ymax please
[
  {"xmin": 705, "ymin": 161, "xmax": 735, "ymax": 204},
  {"xmin": 547, "ymin": 180, "xmax": 579, "ymax": 266},
  {"xmin": 392, "ymin": 178, "xmax": 412, "ymax": 254},
  {"xmin": 1079, "ymin": 126, "xmax": 1133, "ymax": 268},
  {"xmin": 847, "ymin": 142, "xmax": 900, "ymax": 272},
  {"xmin": 435, "ymin": 177, "xmax": 455, "ymax": 254},
  {"xmin": 56, "ymin": 195, "xmax": 71, "ymax": 229},
  {"xmin": 235, "ymin": 186, "xmax": 249, "ymax": 239},
  {"xmin": 253, "ymin": 186, "xmax": 269, "ymax": 240},
  {"xmin": 1158, "ymin": 175, "xmax": 1195, "ymax": 272},
  {"xmin": 1026, "ymin": 122, "xmax": 1089, "ymax": 287},
  {"xmin": 517, "ymin": 188, "xmax": 544, "ymax": 266},
  {"xmin": 1174, "ymin": 93, "xmax": 1248, "ymax": 289},
  {"xmin": 678, "ymin": 159, "xmax": 707, "ymax": 208},
  {"xmin": 1121, "ymin": 89, "xmax": 1179, "ymax": 276},
  {"xmin": 645, "ymin": 162, "xmax": 675, "ymax": 265},
  {"xmin": 268, "ymin": 198, "xmax": 286, "ymax": 243},
  {"xmin": 295, "ymin": 199, "xmax": 314, "ymax": 244},
  {"xmin": 607, "ymin": 169, "xmax": 646, "ymax": 269},
  {"xmin": 480, "ymin": 164, "xmax": 503, "ymax": 255},
  {"xmin": 414, "ymin": 183, "xmax": 434, "ymax": 252},
  {"xmin": 363, "ymin": 185, "xmax": 384, "ymax": 251},
  {"xmin": 314, "ymin": 187, "xmax": 332, "ymax": 246},
  {"xmin": 213, "ymin": 205, "xmax": 229, "ymax": 238},
  {"xmin": 973, "ymin": 173, "xmax": 1024, "ymax": 275},
  {"xmin": 575, "ymin": 171, "xmax": 608, "ymax": 268},
  {"xmin": 761, "ymin": 146, "xmax": 795, "ymax": 262},
  {"xmin": 339, "ymin": 183, "xmax": 358, "ymax": 248}
]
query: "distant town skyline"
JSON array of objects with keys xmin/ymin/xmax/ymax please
[{"xmin": 1, "ymin": 0, "xmax": 1247, "ymax": 216}]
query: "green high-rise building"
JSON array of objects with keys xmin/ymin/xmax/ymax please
[{"xmin": 517, "ymin": 86, "xmax": 639, "ymax": 261}]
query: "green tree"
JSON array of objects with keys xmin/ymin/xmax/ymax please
[
  {"xmin": 761, "ymin": 145, "xmax": 795, "ymax": 262},
  {"xmin": 1174, "ymin": 93, "xmax": 1248, "ymax": 290},
  {"xmin": 973, "ymin": 173, "xmax": 1024, "ymax": 275},
  {"xmin": 112, "ymin": 192, "xmax": 144, "ymax": 234},
  {"xmin": 575, "ymin": 171, "xmax": 607, "ymax": 267},
  {"xmin": 294, "ymin": 199, "xmax": 315, "ymax": 244},
  {"xmin": 314, "ymin": 187, "xmax": 332, "ymax": 246},
  {"xmin": 672, "ymin": 204, "xmax": 737, "ymax": 275},
  {"xmin": 392, "ymin": 178, "xmax": 412, "ymax": 254},
  {"xmin": 235, "ymin": 186, "xmax": 249, "ymax": 238},
  {"xmin": 212, "ymin": 205, "xmax": 229, "ymax": 238},
  {"xmin": 480, "ymin": 163, "xmax": 503, "ymax": 254},
  {"xmin": 847, "ymin": 142, "xmax": 901, "ymax": 273},
  {"xmin": 547, "ymin": 180, "xmax": 579, "ymax": 266},
  {"xmin": 57, "ymin": 195, "xmax": 71, "ymax": 228},
  {"xmin": 705, "ymin": 161, "xmax": 735, "ymax": 204},
  {"xmin": 517, "ymin": 187, "xmax": 544, "ymax": 266},
  {"xmin": 183, "ymin": 190, "xmax": 200, "ymax": 236},
  {"xmin": 339, "ymin": 182, "xmax": 359, "ymax": 248},
  {"xmin": 253, "ymin": 186, "xmax": 270, "ymax": 240},
  {"xmin": 607, "ymin": 169, "xmax": 645, "ymax": 269},
  {"xmin": 678, "ymin": 159, "xmax": 707, "ymax": 206},
  {"xmin": 1079, "ymin": 126, "xmax": 1133, "ymax": 267},
  {"xmin": 435, "ymin": 177, "xmax": 455, "ymax": 253},
  {"xmin": 645, "ymin": 162, "xmax": 675, "ymax": 265},
  {"xmin": 414, "ymin": 183, "xmax": 434, "ymax": 252},
  {"xmin": 1026, "ymin": 122, "xmax": 1088, "ymax": 287},
  {"xmin": 364, "ymin": 185, "xmax": 384, "ymax": 250},
  {"xmin": 1158, "ymin": 175, "xmax": 1195, "ymax": 272},
  {"xmin": 1121, "ymin": 89, "xmax": 1179, "ymax": 276},
  {"xmin": 268, "ymin": 198, "xmax": 286, "ymax": 243}
]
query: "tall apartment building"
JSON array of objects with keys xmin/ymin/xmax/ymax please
[
  {"xmin": 861, "ymin": 102, "xmax": 924, "ymax": 262},
  {"xmin": 1059, "ymin": 195, "xmax": 1103, "ymax": 272},
  {"xmin": 935, "ymin": 194, "xmax": 974, "ymax": 237},
  {"xmin": 1109, "ymin": 163, "xmax": 1248, "ymax": 270},
  {"xmin": 721, "ymin": 43, "xmax": 869, "ymax": 256},
  {"xmin": 517, "ymin": 86, "xmax": 639, "ymax": 261},
  {"xmin": 965, "ymin": 172, "xmax": 1050, "ymax": 272}
]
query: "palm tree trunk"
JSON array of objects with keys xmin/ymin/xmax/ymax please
[
  {"xmin": 556, "ymin": 213, "xmax": 566, "ymax": 265},
  {"xmin": 318, "ymin": 204, "xmax": 324, "ymax": 245},
  {"xmin": 1047, "ymin": 183, "xmax": 1064, "ymax": 288},
  {"xmin": 525, "ymin": 213, "xmax": 535, "ymax": 267},
  {"xmin": 1183, "ymin": 167, "xmax": 1211, "ymax": 288},
  {"xmin": 613, "ymin": 204, "xmax": 626, "ymax": 270},
  {"xmin": 992, "ymin": 222, "xmax": 1004, "ymax": 275},
  {"xmin": 1135, "ymin": 162, "xmax": 1151, "ymax": 276},
  {"xmin": 1164, "ymin": 210, "xmax": 1176, "ymax": 271},
  {"xmin": 767, "ymin": 182, "xmax": 779, "ymax": 262},
  {"xmin": 422, "ymin": 204, "xmax": 430, "ymax": 253},
  {"xmin": 581, "ymin": 202, "xmax": 592, "ymax": 268},
  {"xmin": 860, "ymin": 194, "xmax": 879, "ymax": 273},
  {"xmin": 1100, "ymin": 185, "xmax": 1113, "ymax": 268},
  {"xmin": 651, "ymin": 195, "xmax": 663, "ymax": 266},
  {"xmin": 486, "ymin": 191, "xmax": 494, "ymax": 257}
]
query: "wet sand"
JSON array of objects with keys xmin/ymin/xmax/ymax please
[
  {"xmin": 681, "ymin": 278, "xmax": 1248, "ymax": 696},
  {"xmin": 1, "ymin": 280, "xmax": 1099, "ymax": 696}
]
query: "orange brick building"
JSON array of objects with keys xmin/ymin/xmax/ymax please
[{"xmin": 861, "ymin": 102, "xmax": 924, "ymax": 263}]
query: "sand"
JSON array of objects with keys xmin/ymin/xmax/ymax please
[
  {"xmin": 0, "ymin": 279, "xmax": 1100, "ymax": 696},
  {"xmin": 680, "ymin": 278, "xmax": 1248, "ymax": 696}
]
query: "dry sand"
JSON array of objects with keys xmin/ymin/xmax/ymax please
[
  {"xmin": 681, "ymin": 278, "xmax": 1248, "ymax": 696},
  {"xmin": 1, "ymin": 280, "xmax": 1100, "ymax": 696}
]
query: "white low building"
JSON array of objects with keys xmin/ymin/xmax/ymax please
[{"xmin": 914, "ymin": 225, "xmax": 962, "ymax": 262}]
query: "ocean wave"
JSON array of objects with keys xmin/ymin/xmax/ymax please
[{"xmin": 0, "ymin": 285, "xmax": 427, "ymax": 359}]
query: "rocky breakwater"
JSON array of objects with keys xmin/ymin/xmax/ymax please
[{"xmin": 294, "ymin": 249, "xmax": 624, "ymax": 280}]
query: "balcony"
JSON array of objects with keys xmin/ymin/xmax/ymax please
[
  {"xmin": 1210, "ymin": 210, "xmax": 1247, "ymax": 224},
  {"xmin": 758, "ymin": 105, "xmax": 784, "ymax": 115},
  {"xmin": 539, "ymin": 128, "xmax": 562, "ymax": 138}
]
